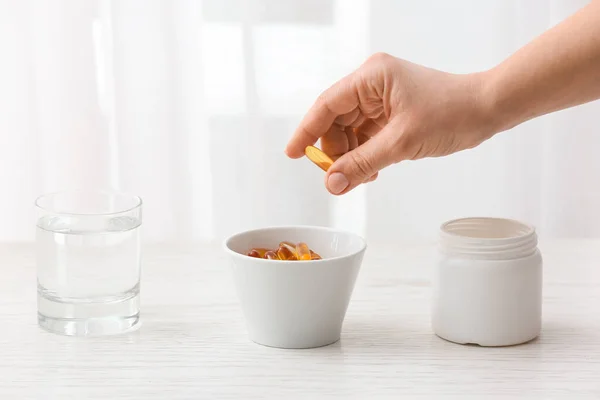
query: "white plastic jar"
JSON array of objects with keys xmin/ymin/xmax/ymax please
[{"xmin": 432, "ymin": 217, "xmax": 543, "ymax": 347}]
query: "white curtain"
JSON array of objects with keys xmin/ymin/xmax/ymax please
[{"xmin": 1, "ymin": 0, "xmax": 598, "ymax": 243}]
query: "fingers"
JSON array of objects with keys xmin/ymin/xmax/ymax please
[
  {"xmin": 356, "ymin": 118, "xmax": 383, "ymax": 138},
  {"xmin": 356, "ymin": 132, "xmax": 377, "ymax": 183},
  {"xmin": 334, "ymin": 107, "xmax": 364, "ymax": 128},
  {"xmin": 320, "ymin": 125, "xmax": 349, "ymax": 158},
  {"xmin": 321, "ymin": 125, "xmax": 377, "ymax": 185},
  {"xmin": 365, "ymin": 172, "xmax": 378, "ymax": 183},
  {"xmin": 324, "ymin": 118, "xmax": 403, "ymax": 195},
  {"xmin": 357, "ymin": 131, "xmax": 370, "ymax": 146},
  {"xmin": 285, "ymin": 74, "xmax": 359, "ymax": 158},
  {"xmin": 346, "ymin": 127, "xmax": 359, "ymax": 150},
  {"xmin": 320, "ymin": 126, "xmax": 360, "ymax": 161}
]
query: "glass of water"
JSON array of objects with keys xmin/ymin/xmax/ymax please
[{"xmin": 35, "ymin": 191, "xmax": 142, "ymax": 336}]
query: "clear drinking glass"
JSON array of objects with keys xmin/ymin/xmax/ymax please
[{"xmin": 35, "ymin": 190, "xmax": 142, "ymax": 336}]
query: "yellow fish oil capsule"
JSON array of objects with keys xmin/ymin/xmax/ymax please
[
  {"xmin": 296, "ymin": 242, "xmax": 311, "ymax": 260},
  {"xmin": 279, "ymin": 241, "xmax": 297, "ymax": 256},
  {"xmin": 277, "ymin": 245, "xmax": 296, "ymax": 260},
  {"xmin": 247, "ymin": 248, "xmax": 269, "ymax": 258},
  {"xmin": 247, "ymin": 249, "xmax": 261, "ymax": 258},
  {"xmin": 264, "ymin": 250, "xmax": 278, "ymax": 260},
  {"xmin": 310, "ymin": 250, "xmax": 322, "ymax": 260},
  {"xmin": 304, "ymin": 146, "xmax": 334, "ymax": 172}
]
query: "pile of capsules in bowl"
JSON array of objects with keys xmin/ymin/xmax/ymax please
[{"xmin": 246, "ymin": 241, "xmax": 322, "ymax": 261}]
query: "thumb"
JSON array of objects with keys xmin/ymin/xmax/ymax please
[{"xmin": 325, "ymin": 121, "xmax": 402, "ymax": 195}]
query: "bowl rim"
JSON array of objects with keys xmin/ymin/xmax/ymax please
[{"xmin": 223, "ymin": 225, "xmax": 367, "ymax": 264}]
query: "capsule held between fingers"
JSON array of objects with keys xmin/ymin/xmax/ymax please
[{"xmin": 304, "ymin": 146, "xmax": 334, "ymax": 172}]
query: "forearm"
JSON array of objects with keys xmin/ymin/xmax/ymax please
[{"xmin": 482, "ymin": 0, "xmax": 600, "ymax": 133}]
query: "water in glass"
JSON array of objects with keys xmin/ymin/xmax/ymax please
[{"xmin": 36, "ymin": 213, "xmax": 141, "ymax": 336}]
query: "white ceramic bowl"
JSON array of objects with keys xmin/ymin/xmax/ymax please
[{"xmin": 224, "ymin": 226, "xmax": 367, "ymax": 349}]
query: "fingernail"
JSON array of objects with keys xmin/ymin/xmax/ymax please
[{"xmin": 327, "ymin": 172, "xmax": 349, "ymax": 194}]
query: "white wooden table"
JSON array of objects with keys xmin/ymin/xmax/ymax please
[{"xmin": 1, "ymin": 241, "xmax": 599, "ymax": 399}]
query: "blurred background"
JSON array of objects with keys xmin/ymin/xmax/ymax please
[{"xmin": 1, "ymin": 0, "xmax": 599, "ymax": 243}]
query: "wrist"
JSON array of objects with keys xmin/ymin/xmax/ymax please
[{"xmin": 475, "ymin": 67, "xmax": 528, "ymax": 137}]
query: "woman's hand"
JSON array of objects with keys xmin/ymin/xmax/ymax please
[
  {"xmin": 286, "ymin": 0, "xmax": 600, "ymax": 196},
  {"xmin": 284, "ymin": 53, "xmax": 495, "ymax": 195}
]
